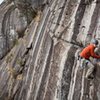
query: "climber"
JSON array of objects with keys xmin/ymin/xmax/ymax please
[{"xmin": 79, "ymin": 39, "xmax": 100, "ymax": 79}]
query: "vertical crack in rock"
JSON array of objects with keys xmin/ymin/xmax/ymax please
[
  {"xmin": 71, "ymin": 0, "xmax": 86, "ymax": 44},
  {"xmin": 75, "ymin": 0, "xmax": 98, "ymax": 46},
  {"xmin": 87, "ymin": 0, "xmax": 100, "ymax": 38},
  {"xmin": 57, "ymin": 0, "xmax": 83, "ymax": 42},
  {"xmin": 52, "ymin": 0, "xmax": 67, "ymax": 34},
  {"xmin": 43, "ymin": 41, "xmax": 70, "ymax": 100},
  {"xmin": 67, "ymin": 49, "xmax": 82, "ymax": 100},
  {"xmin": 36, "ymin": 37, "xmax": 53, "ymax": 100},
  {"xmin": 18, "ymin": 7, "xmax": 51, "ymax": 100},
  {"xmin": 61, "ymin": 46, "xmax": 77, "ymax": 100}
]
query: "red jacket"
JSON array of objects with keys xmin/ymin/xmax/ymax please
[{"xmin": 80, "ymin": 44, "xmax": 100, "ymax": 59}]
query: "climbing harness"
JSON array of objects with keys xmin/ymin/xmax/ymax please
[{"xmin": 78, "ymin": 56, "xmax": 89, "ymax": 68}]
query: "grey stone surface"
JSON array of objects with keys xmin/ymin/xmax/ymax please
[{"xmin": 0, "ymin": 0, "xmax": 100, "ymax": 100}]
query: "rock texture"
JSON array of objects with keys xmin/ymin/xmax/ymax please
[
  {"xmin": 0, "ymin": 1, "xmax": 27, "ymax": 58},
  {"xmin": 0, "ymin": 0, "xmax": 100, "ymax": 100}
]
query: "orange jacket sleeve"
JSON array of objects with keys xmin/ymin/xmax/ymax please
[{"xmin": 90, "ymin": 46, "xmax": 100, "ymax": 58}]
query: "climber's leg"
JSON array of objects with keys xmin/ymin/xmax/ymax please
[{"xmin": 85, "ymin": 61, "xmax": 95, "ymax": 79}]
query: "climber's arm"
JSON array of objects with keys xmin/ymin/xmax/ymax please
[{"xmin": 90, "ymin": 46, "xmax": 100, "ymax": 58}]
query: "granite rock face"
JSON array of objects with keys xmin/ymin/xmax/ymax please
[
  {"xmin": 0, "ymin": 1, "xmax": 27, "ymax": 58},
  {"xmin": 0, "ymin": 0, "xmax": 100, "ymax": 100}
]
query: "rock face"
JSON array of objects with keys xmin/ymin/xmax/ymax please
[
  {"xmin": 0, "ymin": 1, "xmax": 27, "ymax": 58},
  {"xmin": 0, "ymin": 0, "xmax": 100, "ymax": 100}
]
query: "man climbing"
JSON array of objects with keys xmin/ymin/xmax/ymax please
[{"xmin": 79, "ymin": 39, "xmax": 100, "ymax": 79}]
